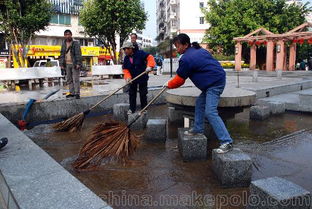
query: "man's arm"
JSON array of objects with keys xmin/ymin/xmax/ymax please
[
  {"xmin": 122, "ymin": 58, "xmax": 132, "ymax": 82},
  {"xmin": 59, "ymin": 43, "xmax": 66, "ymax": 68},
  {"xmin": 74, "ymin": 41, "xmax": 82, "ymax": 68}
]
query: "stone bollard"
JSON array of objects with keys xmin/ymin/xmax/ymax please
[
  {"xmin": 144, "ymin": 119, "xmax": 167, "ymax": 143},
  {"xmin": 252, "ymin": 70, "xmax": 258, "ymax": 82},
  {"xmin": 276, "ymin": 69, "xmax": 282, "ymax": 79},
  {"xmin": 250, "ymin": 105, "xmax": 270, "ymax": 120},
  {"xmin": 113, "ymin": 103, "xmax": 130, "ymax": 122},
  {"xmin": 247, "ymin": 177, "xmax": 311, "ymax": 209},
  {"xmin": 128, "ymin": 112, "xmax": 148, "ymax": 131},
  {"xmin": 183, "ymin": 115, "xmax": 216, "ymax": 139},
  {"xmin": 212, "ymin": 148, "xmax": 252, "ymax": 187},
  {"xmin": 178, "ymin": 128, "xmax": 207, "ymax": 161},
  {"xmin": 168, "ymin": 106, "xmax": 184, "ymax": 123}
]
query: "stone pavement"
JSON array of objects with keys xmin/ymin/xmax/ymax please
[{"xmin": 0, "ymin": 114, "xmax": 112, "ymax": 209}]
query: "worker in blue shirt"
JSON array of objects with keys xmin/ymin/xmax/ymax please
[
  {"xmin": 122, "ymin": 42, "xmax": 155, "ymax": 114},
  {"xmin": 164, "ymin": 33, "xmax": 233, "ymax": 154}
]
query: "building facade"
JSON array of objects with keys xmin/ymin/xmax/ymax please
[
  {"xmin": 0, "ymin": 34, "xmax": 9, "ymax": 68},
  {"xmin": 28, "ymin": 0, "xmax": 101, "ymax": 69},
  {"xmin": 156, "ymin": 0, "xmax": 209, "ymax": 45}
]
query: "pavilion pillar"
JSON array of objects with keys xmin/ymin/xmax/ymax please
[
  {"xmin": 275, "ymin": 40, "xmax": 285, "ymax": 71},
  {"xmin": 266, "ymin": 40, "xmax": 274, "ymax": 71},
  {"xmin": 235, "ymin": 42, "xmax": 242, "ymax": 71},
  {"xmin": 289, "ymin": 43, "xmax": 296, "ymax": 71},
  {"xmin": 250, "ymin": 44, "xmax": 257, "ymax": 70}
]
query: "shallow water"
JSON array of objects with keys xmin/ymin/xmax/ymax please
[{"xmin": 25, "ymin": 105, "xmax": 312, "ymax": 209}]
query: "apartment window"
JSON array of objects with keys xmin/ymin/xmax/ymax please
[
  {"xmin": 50, "ymin": 14, "xmax": 71, "ymax": 25},
  {"xmin": 199, "ymin": 17, "xmax": 204, "ymax": 24},
  {"xmin": 199, "ymin": 2, "xmax": 204, "ymax": 8}
]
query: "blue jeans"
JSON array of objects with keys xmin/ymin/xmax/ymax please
[{"xmin": 193, "ymin": 84, "xmax": 233, "ymax": 144}]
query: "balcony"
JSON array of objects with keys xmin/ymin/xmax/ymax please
[{"xmin": 169, "ymin": 12, "xmax": 176, "ymax": 19}]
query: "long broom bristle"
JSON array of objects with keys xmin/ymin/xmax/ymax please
[
  {"xmin": 53, "ymin": 112, "xmax": 86, "ymax": 132},
  {"xmin": 72, "ymin": 121, "xmax": 140, "ymax": 170}
]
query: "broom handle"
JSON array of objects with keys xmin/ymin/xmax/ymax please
[
  {"xmin": 89, "ymin": 70, "xmax": 149, "ymax": 111},
  {"xmin": 128, "ymin": 87, "xmax": 167, "ymax": 127}
]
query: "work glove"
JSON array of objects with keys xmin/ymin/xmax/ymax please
[
  {"xmin": 125, "ymin": 78, "xmax": 131, "ymax": 83},
  {"xmin": 146, "ymin": 67, "xmax": 152, "ymax": 73}
]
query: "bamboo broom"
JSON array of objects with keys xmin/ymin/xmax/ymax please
[
  {"xmin": 53, "ymin": 70, "xmax": 150, "ymax": 132},
  {"xmin": 72, "ymin": 87, "xmax": 167, "ymax": 170}
]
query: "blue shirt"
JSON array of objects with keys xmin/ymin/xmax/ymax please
[
  {"xmin": 123, "ymin": 50, "xmax": 149, "ymax": 83},
  {"xmin": 176, "ymin": 47, "xmax": 225, "ymax": 91}
]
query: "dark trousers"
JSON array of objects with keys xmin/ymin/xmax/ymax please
[{"xmin": 129, "ymin": 81, "xmax": 148, "ymax": 113}]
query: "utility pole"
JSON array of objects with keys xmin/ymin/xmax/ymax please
[{"xmin": 170, "ymin": 33, "xmax": 173, "ymax": 77}]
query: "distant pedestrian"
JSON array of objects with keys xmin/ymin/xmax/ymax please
[
  {"xmin": 130, "ymin": 33, "xmax": 141, "ymax": 51},
  {"xmin": 60, "ymin": 29, "xmax": 82, "ymax": 99},
  {"xmin": 299, "ymin": 60, "xmax": 306, "ymax": 71},
  {"xmin": 164, "ymin": 33, "xmax": 233, "ymax": 154},
  {"xmin": 155, "ymin": 55, "xmax": 163, "ymax": 75},
  {"xmin": 308, "ymin": 57, "xmax": 312, "ymax": 71}
]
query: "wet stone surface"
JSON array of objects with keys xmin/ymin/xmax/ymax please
[{"xmin": 24, "ymin": 105, "xmax": 312, "ymax": 209}]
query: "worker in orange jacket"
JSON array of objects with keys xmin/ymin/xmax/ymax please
[
  {"xmin": 164, "ymin": 34, "xmax": 233, "ymax": 154},
  {"xmin": 122, "ymin": 42, "xmax": 156, "ymax": 114}
]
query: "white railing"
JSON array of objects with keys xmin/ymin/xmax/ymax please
[
  {"xmin": 91, "ymin": 65, "xmax": 123, "ymax": 76},
  {"xmin": 162, "ymin": 58, "xmax": 179, "ymax": 73},
  {"xmin": 0, "ymin": 66, "xmax": 62, "ymax": 81}
]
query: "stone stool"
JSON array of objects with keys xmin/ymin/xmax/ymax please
[
  {"xmin": 178, "ymin": 128, "xmax": 207, "ymax": 161},
  {"xmin": 250, "ymin": 105, "xmax": 270, "ymax": 120},
  {"xmin": 113, "ymin": 103, "xmax": 130, "ymax": 122},
  {"xmin": 248, "ymin": 177, "xmax": 311, "ymax": 209},
  {"xmin": 128, "ymin": 112, "xmax": 148, "ymax": 131},
  {"xmin": 212, "ymin": 148, "xmax": 252, "ymax": 187},
  {"xmin": 144, "ymin": 119, "xmax": 167, "ymax": 143},
  {"xmin": 168, "ymin": 106, "xmax": 184, "ymax": 123},
  {"xmin": 267, "ymin": 101, "xmax": 286, "ymax": 115}
]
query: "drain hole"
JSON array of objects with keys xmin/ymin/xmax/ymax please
[
  {"xmin": 300, "ymin": 85, "xmax": 303, "ymax": 90},
  {"xmin": 266, "ymin": 91, "xmax": 270, "ymax": 97}
]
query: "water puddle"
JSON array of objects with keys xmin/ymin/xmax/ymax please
[{"xmin": 24, "ymin": 106, "xmax": 312, "ymax": 208}]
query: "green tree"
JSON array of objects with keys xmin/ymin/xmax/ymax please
[
  {"xmin": 0, "ymin": 0, "xmax": 53, "ymax": 67},
  {"xmin": 143, "ymin": 46, "xmax": 158, "ymax": 56},
  {"xmin": 80, "ymin": 0, "xmax": 147, "ymax": 64},
  {"xmin": 203, "ymin": 0, "xmax": 311, "ymax": 55}
]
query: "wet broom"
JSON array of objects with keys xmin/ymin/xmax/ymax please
[
  {"xmin": 72, "ymin": 86, "xmax": 167, "ymax": 171},
  {"xmin": 53, "ymin": 70, "xmax": 150, "ymax": 132}
]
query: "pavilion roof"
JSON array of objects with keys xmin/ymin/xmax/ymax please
[{"xmin": 234, "ymin": 22, "xmax": 312, "ymax": 42}]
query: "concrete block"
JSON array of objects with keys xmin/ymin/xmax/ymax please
[
  {"xmin": 128, "ymin": 112, "xmax": 148, "ymax": 131},
  {"xmin": 299, "ymin": 92, "xmax": 312, "ymax": 106},
  {"xmin": 267, "ymin": 101, "xmax": 286, "ymax": 115},
  {"xmin": 144, "ymin": 119, "xmax": 167, "ymax": 142},
  {"xmin": 168, "ymin": 107, "xmax": 183, "ymax": 123},
  {"xmin": 212, "ymin": 148, "xmax": 252, "ymax": 187},
  {"xmin": 0, "ymin": 172, "xmax": 9, "ymax": 205},
  {"xmin": 113, "ymin": 103, "xmax": 130, "ymax": 122},
  {"xmin": 9, "ymin": 169, "xmax": 112, "ymax": 209},
  {"xmin": 250, "ymin": 105, "xmax": 270, "ymax": 120},
  {"xmin": 178, "ymin": 128, "xmax": 207, "ymax": 161},
  {"xmin": 186, "ymin": 116, "xmax": 216, "ymax": 140},
  {"xmin": 8, "ymin": 193, "xmax": 19, "ymax": 209},
  {"xmin": 248, "ymin": 177, "xmax": 311, "ymax": 209}
]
